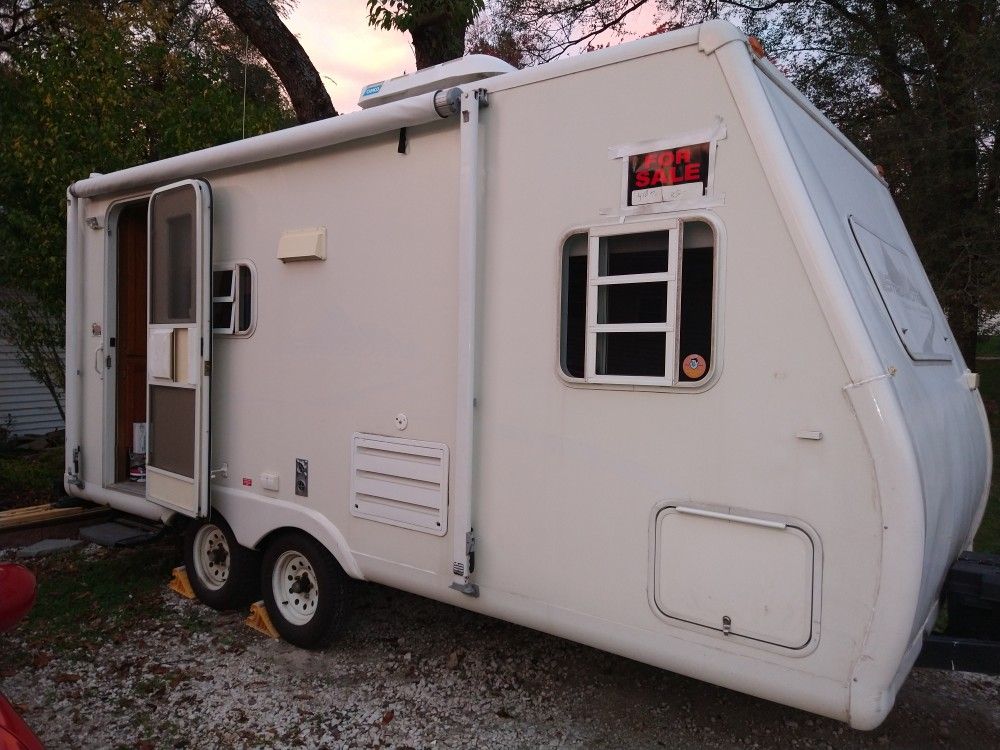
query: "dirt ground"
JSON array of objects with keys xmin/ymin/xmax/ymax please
[{"xmin": 0, "ymin": 540, "xmax": 997, "ymax": 749}]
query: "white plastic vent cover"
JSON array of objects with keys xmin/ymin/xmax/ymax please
[
  {"xmin": 350, "ymin": 433, "xmax": 449, "ymax": 535},
  {"xmin": 357, "ymin": 55, "xmax": 515, "ymax": 109},
  {"xmin": 850, "ymin": 217, "xmax": 951, "ymax": 361}
]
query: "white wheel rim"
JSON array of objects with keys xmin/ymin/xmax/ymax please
[
  {"xmin": 272, "ymin": 550, "xmax": 319, "ymax": 625},
  {"xmin": 192, "ymin": 524, "xmax": 230, "ymax": 591}
]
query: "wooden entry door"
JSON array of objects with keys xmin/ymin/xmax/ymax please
[{"xmin": 115, "ymin": 202, "xmax": 148, "ymax": 482}]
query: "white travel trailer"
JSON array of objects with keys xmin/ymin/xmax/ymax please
[{"xmin": 63, "ymin": 21, "xmax": 992, "ymax": 729}]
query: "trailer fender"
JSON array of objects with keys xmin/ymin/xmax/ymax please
[{"xmin": 210, "ymin": 487, "xmax": 364, "ymax": 581}]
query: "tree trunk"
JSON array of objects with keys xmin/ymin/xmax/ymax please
[
  {"xmin": 216, "ymin": 0, "xmax": 337, "ymax": 123},
  {"xmin": 410, "ymin": 14, "xmax": 468, "ymax": 69}
]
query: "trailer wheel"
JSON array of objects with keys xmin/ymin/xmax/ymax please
[
  {"xmin": 183, "ymin": 515, "xmax": 259, "ymax": 610},
  {"xmin": 261, "ymin": 531, "xmax": 350, "ymax": 649}
]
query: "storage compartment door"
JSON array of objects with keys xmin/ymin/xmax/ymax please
[
  {"xmin": 145, "ymin": 180, "xmax": 212, "ymax": 518},
  {"xmin": 653, "ymin": 506, "xmax": 816, "ymax": 649}
]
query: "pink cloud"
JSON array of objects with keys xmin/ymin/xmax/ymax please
[{"xmin": 284, "ymin": 1, "xmax": 414, "ymax": 113}]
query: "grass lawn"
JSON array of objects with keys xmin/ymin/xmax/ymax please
[
  {"xmin": 0, "ymin": 444, "xmax": 64, "ymax": 509},
  {"xmin": 0, "ymin": 539, "xmax": 183, "ymax": 674},
  {"xmin": 978, "ymin": 335, "xmax": 1000, "ymax": 358}
]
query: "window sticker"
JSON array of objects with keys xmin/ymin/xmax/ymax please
[{"xmin": 682, "ymin": 353, "xmax": 706, "ymax": 380}]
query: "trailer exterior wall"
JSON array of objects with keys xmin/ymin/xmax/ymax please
[{"xmin": 474, "ymin": 40, "xmax": 883, "ymax": 722}]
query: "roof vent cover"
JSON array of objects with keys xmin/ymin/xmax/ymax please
[{"xmin": 358, "ymin": 55, "xmax": 515, "ymax": 109}]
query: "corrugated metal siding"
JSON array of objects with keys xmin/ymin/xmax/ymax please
[{"xmin": 0, "ymin": 339, "xmax": 64, "ymax": 436}]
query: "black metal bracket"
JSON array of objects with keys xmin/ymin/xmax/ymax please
[{"xmin": 916, "ymin": 634, "xmax": 1000, "ymax": 674}]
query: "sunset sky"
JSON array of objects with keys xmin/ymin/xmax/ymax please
[
  {"xmin": 284, "ymin": 2, "xmax": 413, "ymax": 114},
  {"xmin": 283, "ymin": 1, "xmax": 661, "ymax": 114}
]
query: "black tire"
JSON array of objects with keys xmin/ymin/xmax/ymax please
[
  {"xmin": 261, "ymin": 531, "xmax": 350, "ymax": 649},
  {"xmin": 183, "ymin": 514, "xmax": 260, "ymax": 610}
]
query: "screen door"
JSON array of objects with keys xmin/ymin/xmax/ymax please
[{"xmin": 145, "ymin": 179, "xmax": 212, "ymax": 517}]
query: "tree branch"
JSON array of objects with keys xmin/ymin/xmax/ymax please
[{"xmin": 215, "ymin": 0, "xmax": 336, "ymax": 123}]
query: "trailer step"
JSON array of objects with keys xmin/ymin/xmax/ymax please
[
  {"xmin": 79, "ymin": 518, "xmax": 162, "ymax": 547},
  {"xmin": 0, "ymin": 501, "xmax": 111, "ymax": 531}
]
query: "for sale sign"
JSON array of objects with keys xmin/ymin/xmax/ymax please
[{"xmin": 628, "ymin": 142, "xmax": 710, "ymax": 206}]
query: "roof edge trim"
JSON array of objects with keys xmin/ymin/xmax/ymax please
[{"xmin": 697, "ymin": 20, "xmax": 747, "ymax": 55}]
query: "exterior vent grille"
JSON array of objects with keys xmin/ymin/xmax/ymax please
[{"xmin": 350, "ymin": 433, "xmax": 449, "ymax": 536}]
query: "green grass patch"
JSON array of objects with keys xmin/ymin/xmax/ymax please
[
  {"xmin": 978, "ymin": 335, "xmax": 1000, "ymax": 359},
  {"xmin": 1, "ymin": 539, "xmax": 181, "ymax": 668},
  {"xmin": 0, "ymin": 445, "xmax": 64, "ymax": 498},
  {"xmin": 974, "ymin": 359, "xmax": 999, "ymax": 553}
]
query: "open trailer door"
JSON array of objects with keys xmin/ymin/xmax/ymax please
[{"xmin": 145, "ymin": 179, "xmax": 212, "ymax": 518}]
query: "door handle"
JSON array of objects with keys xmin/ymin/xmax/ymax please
[{"xmin": 94, "ymin": 346, "xmax": 104, "ymax": 379}]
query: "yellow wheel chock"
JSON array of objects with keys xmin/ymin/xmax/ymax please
[
  {"xmin": 168, "ymin": 566, "xmax": 196, "ymax": 599},
  {"xmin": 246, "ymin": 600, "xmax": 280, "ymax": 640},
  {"xmin": 169, "ymin": 567, "xmax": 279, "ymax": 641}
]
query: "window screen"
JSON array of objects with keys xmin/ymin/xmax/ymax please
[
  {"xmin": 677, "ymin": 221, "xmax": 715, "ymax": 382},
  {"xmin": 150, "ymin": 186, "xmax": 197, "ymax": 325},
  {"xmin": 148, "ymin": 385, "xmax": 195, "ymax": 477},
  {"xmin": 593, "ymin": 231, "xmax": 674, "ymax": 380}
]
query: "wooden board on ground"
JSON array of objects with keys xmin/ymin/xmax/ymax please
[{"xmin": 0, "ymin": 503, "xmax": 111, "ymax": 531}]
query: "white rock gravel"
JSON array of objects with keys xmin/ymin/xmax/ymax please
[{"xmin": 3, "ymin": 580, "xmax": 999, "ymax": 749}]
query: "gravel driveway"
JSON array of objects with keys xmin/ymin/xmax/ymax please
[{"xmin": 2, "ymin": 544, "xmax": 999, "ymax": 749}]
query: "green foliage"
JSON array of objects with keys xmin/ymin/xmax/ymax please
[
  {"xmin": 367, "ymin": 0, "xmax": 486, "ymax": 68},
  {"xmin": 367, "ymin": 0, "xmax": 485, "ymax": 32},
  {"xmin": 980, "ymin": 335, "xmax": 1000, "ymax": 359},
  {"xmin": 0, "ymin": 445, "xmax": 62, "ymax": 487},
  {"xmin": 0, "ymin": 0, "xmax": 294, "ymax": 409},
  {"xmin": 716, "ymin": 0, "xmax": 1000, "ymax": 364}
]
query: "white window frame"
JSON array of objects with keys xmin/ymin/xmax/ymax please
[
  {"xmin": 585, "ymin": 219, "xmax": 680, "ymax": 386},
  {"xmin": 212, "ymin": 260, "xmax": 256, "ymax": 337}
]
